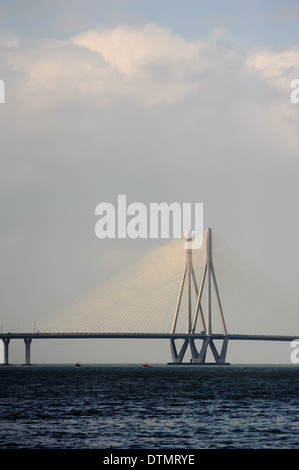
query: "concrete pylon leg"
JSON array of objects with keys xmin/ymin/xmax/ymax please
[
  {"xmin": 192, "ymin": 338, "xmax": 209, "ymax": 363},
  {"xmin": 187, "ymin": 337, "xmax": 229, "ymax": 364},
  {"xmin": 3, "ymin": 338, "xmax": 10, "ymax": 365},
  {"xmin": 170, "ymin": 339, "xmax": 189, "ymax": 363},
  {"xmin": 24, "ymin": 338, "xmax": 32, "ymax": 365},
  {"xmin": 209, "ymin": 339, "xmax": 229, "ymax": 364}
]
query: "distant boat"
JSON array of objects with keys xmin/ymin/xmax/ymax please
[
  {"xmin": 75, "ymin": 362, "xmax": 82, "ymax": 368},
  {"xmin": 142, "ymin": 363, "xmax": 150, "ymax": 368}
]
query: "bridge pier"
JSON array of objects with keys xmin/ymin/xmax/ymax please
[
  {"xmin": 24, "ymin": 338, "xmax": 32, "ymax": 365},
  {"xmin": 191, "ymin": 337, "xmax": 229, "ymax": 364},
  {"xmin": 1, "ymin": 337, "xmax": 32, "ymax": 365},
  {"xmin": 170, "ymin": 337, "xmax": 229, "ymax": 365},
  {"xmin": 2, "ymin": 338, "xmax": 10, "ymax": 365},
  {"xmin": 170, "ymin": 338, "xmax": 189, "ymax": 363}
]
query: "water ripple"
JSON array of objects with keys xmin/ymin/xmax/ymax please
[{"xmin": 0, "ymin": 365, "xmax": 299, "ymax": 449}]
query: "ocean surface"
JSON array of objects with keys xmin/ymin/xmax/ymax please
[{"xmin": 0, "ymin": 364, "xmax": 298, "ymax": 449}]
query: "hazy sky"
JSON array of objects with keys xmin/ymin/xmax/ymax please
[{"xmin": 1, "ymin": 0, "xmax": 299, "ymax": 364}]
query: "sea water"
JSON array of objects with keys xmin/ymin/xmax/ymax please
[{"xmin": 0, "ymin": 364, "xmax": 298, "ymax": 449}]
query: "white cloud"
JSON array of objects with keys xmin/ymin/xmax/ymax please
[
  {"xmin": 246, "ymin": 46, "xmax": 299, "ymax": 91},
  {"xmin": 70, "ymin": 23, "xmax": 206, "ymax": 77},
  {"xmin": 4, "ymin": 23, "xmax": 298, "ymax": 111},
  {"xmin": 2, "ymin": 24, "xmax": 240, "ymax": 108},
  {"xmin": 1, "ymin": 22, "xmax": 299, "ymax": 190},
  {"xmin": 2, "ymin": 23, "xmax": 296, "ymax": 112},
  {"xmin": 69, "ymin": 23, "xmax": 241, "ymax": 106}
]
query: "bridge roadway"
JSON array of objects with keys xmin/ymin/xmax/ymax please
[
  {"xmin": 1, "ymin": 332, "xmax": 297, "ymax": 365},
  {"xmin": 0, "ymin": 332, "xmax": 297, "ymax": 341}
]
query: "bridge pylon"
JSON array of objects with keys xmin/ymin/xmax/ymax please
[{"xmin": 169, "ymin": 227, "xmax": 229, "ymax": 365}]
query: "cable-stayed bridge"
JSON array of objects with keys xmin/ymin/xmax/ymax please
[{"xmin": 1, "ymin": 228, "xmax": 299, "ymax": 365}]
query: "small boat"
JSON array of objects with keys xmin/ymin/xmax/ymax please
[
  {"xmin": 75, "ymin": 362, "xmax": 82, "ymax": 368},
  {"xmin": 142, "ymin": 363, "xmax": 150, "ymax": 368}
]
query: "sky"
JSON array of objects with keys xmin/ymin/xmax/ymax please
[{"xmin": 0, "ymin": 0, "xmax": 299, "ymax": 364}]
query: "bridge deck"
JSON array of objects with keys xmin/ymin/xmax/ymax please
[{"xmin": 0, "ymin": 332, "xmax": 297, "ymax": 341}]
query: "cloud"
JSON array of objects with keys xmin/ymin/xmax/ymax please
[
  {"xmin": 2, "ymin": 23, "xmax": 240, "ymax": 109},
  {"xmin": 70, "ymin": 23, "xmax": 205, "ymax": 79},
  {"xmin": 69, "ymin": 23, "xmax": 241, "ymax": 106},
  {"xmin": 1, "ymin": 22, "xmax": 299, "ymax": 191},
  {"xmin": 3, "ymin": 23, "xmax": 298, "ymax": 110},
  {"xmin": 246, "ymin": 46, "xmax": 299, "ymax": 91}
]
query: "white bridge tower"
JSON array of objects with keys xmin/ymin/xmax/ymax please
[{"xmin": 170, "ymin": 228, "xmax": 229, "ymax": 364}]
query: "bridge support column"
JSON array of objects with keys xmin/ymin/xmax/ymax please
[
  {"xmin": 169, "ymin": 228, "xmax": 229, "ymax": 365},
  {"xmin": 170, "ymin": 338, "xmax": 189, "ymax": 363},
  {"xmin": 170, "ymin": 337, "xmax": 229, "ymax": 364},
  {"xmin": 24, "ymin": 338, "xmax": 32, "ymax": 365},
  {"xmin": 2, "ymin": 338, "xmax": 10, "ymax": 365},
  {"xmin": 192, "ymin": 337, "xmax": 229, "ymax": 364}
]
